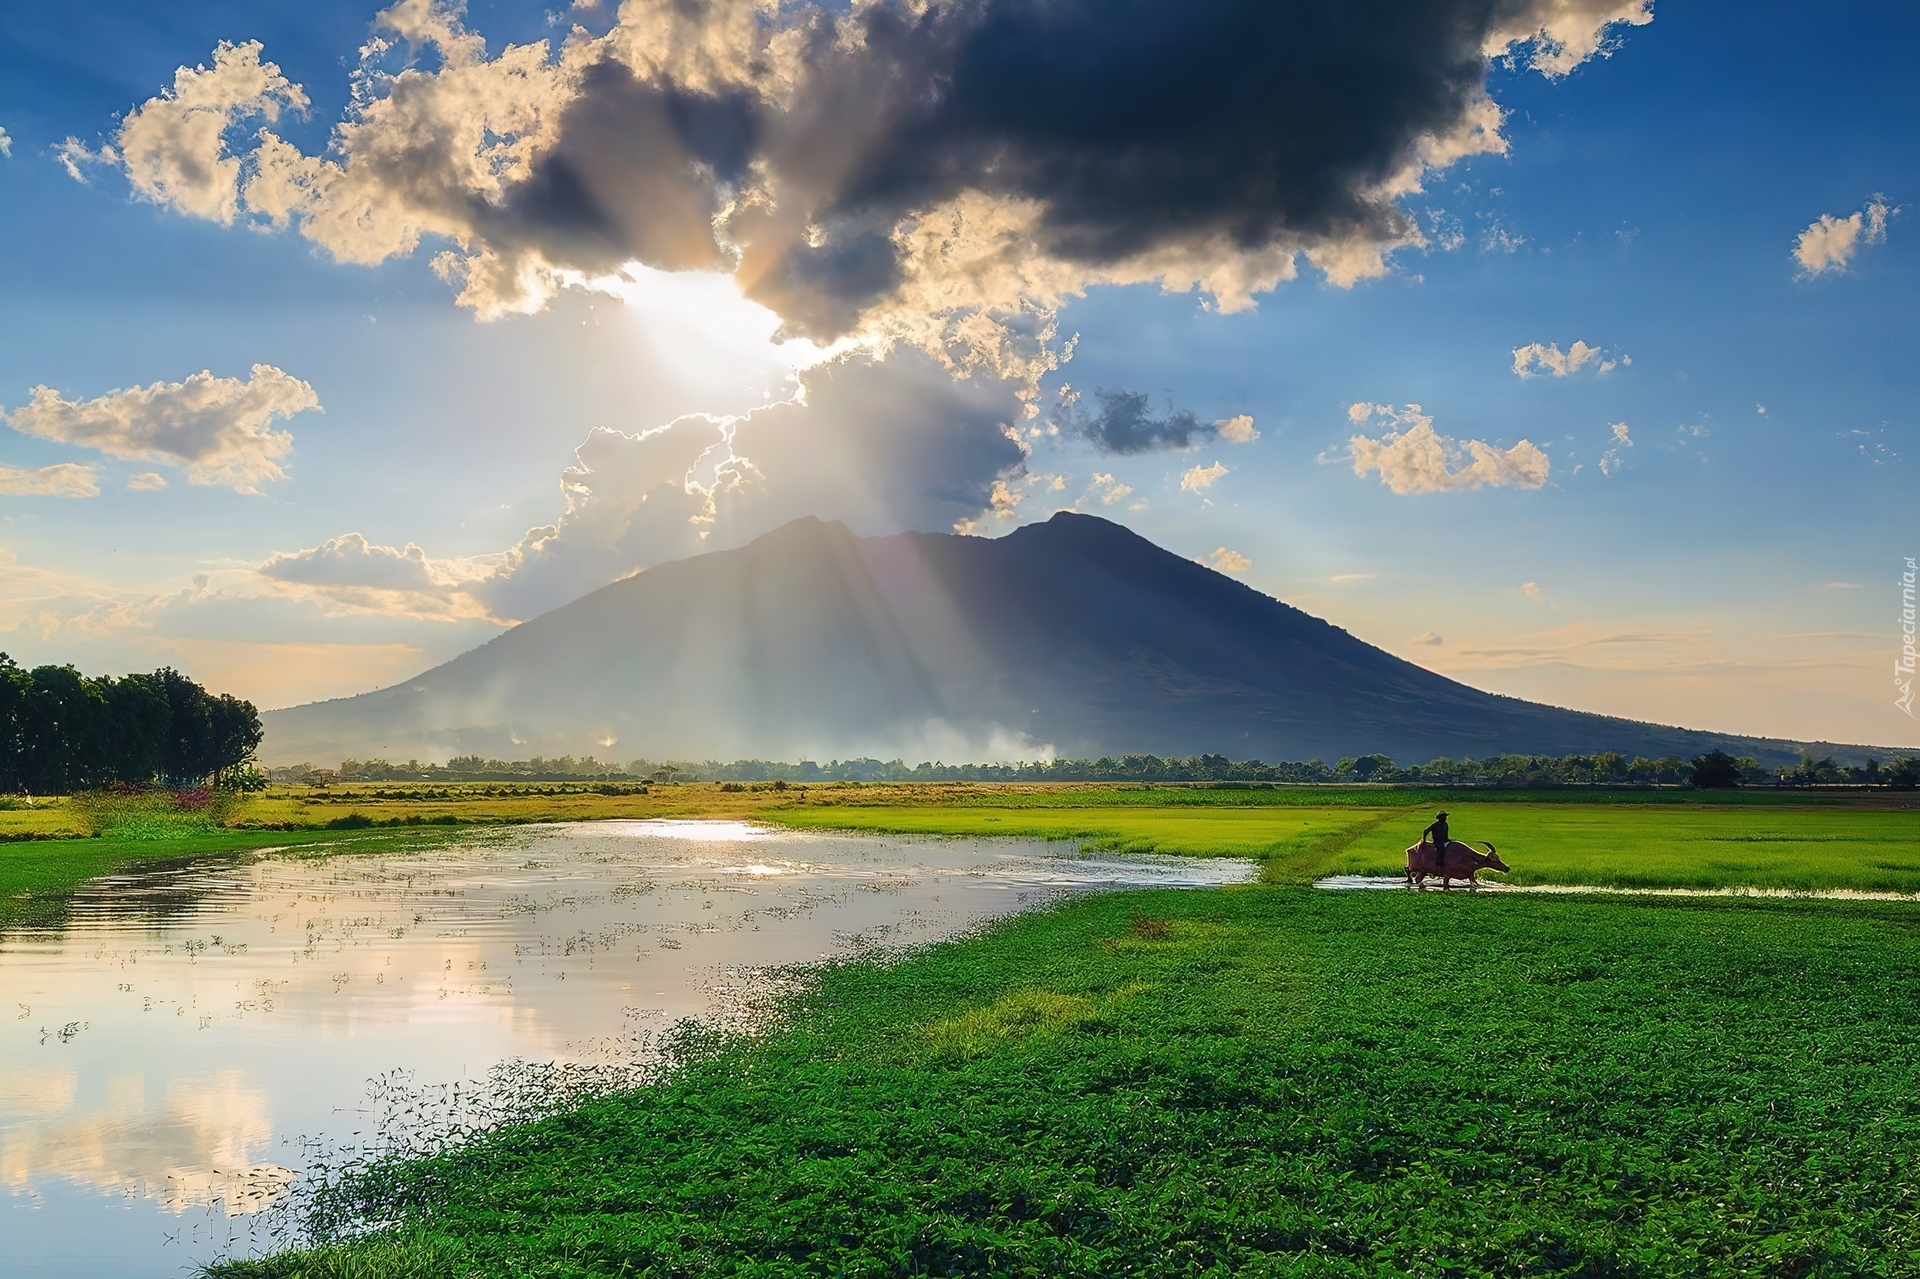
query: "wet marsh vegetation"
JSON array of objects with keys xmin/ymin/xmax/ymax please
[
  {"xmin": 6, "ymin": 787, "xmax": 1919, "ymax": 1274},
  {"xmin": 211, "ymin": 886, "xmax": 1920, "ymax": 1277},
  {"xmin": 5, "ymin": 783, "xmax": 1918, "ymax": 929}
]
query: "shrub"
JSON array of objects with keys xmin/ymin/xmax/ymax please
[{"xmin": 68, "ymin": 787, "xmax": 245, "ymax": 838}]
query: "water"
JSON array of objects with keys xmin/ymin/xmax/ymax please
[{"xmin": 1, "ymin": 820, "xmax": 1254, "ymax": 1276}]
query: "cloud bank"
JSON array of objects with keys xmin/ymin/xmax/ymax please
[
  {"xmin": 5, "ymin": 365, "xmax": 318, "ymax": 493},
  {"xmin": 74, "ymin": 0, "xmax": 1652, "ymax": 400},
  {"xmin": 240, "ymin": 353, "xmax": 1026, "ymax": 624},
  {"xmin": 259, "ymin": 532, "xmax": 504, "ymax": 620},
  {"xmin": 1343, "ymin": 402, "xmax": 1549, "ymax": 494}
]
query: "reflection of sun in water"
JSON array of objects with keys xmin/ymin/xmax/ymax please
[{"xmin": 585, "ymin": 262, "xmax": 849, "ymax": 376}]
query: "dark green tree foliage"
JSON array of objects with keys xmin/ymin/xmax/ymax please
[
  {"xmin": 104, "ymin": 674, "xmax": 170, "ymax": 784},
  {"xmin": 1688, "ymin": 749, "xmax": 1745, "ymax": 789},
  {"xmin": 0, "ymin": 654, "xmax": 261, "ymax": 793}
]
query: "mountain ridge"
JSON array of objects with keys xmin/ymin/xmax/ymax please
[{"xmin": 260, "ymin": 513, "xmax": 1880, "ymax": 768}]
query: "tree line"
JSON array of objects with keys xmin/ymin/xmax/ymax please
[
  {"xmin": 270, "ymin": 748, "xmax": 1920, "ymax": 790},
  {"xmin": 0, "ymin": 654, "xmax": 263, "ymax": 795}
]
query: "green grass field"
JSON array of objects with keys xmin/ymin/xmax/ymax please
[
  {"xmin": 1338, "ymin": 804, "xmax": 1920, "ymax": 892},
  {"xmin": 211, "ymin": 886, "xmax": 1920, "ymax": 1277},
  {"xmin": 774, "ymin": 802, "xmax": 1399, "ymax": 881},
  {"xmin": 774, "ymin": 795, "xmax": 1920, "ymax": 893}
]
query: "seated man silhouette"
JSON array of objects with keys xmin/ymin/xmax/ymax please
[{"xmin": 1420, "ymin": 811, "xmax": 1451, "ymax": 874}]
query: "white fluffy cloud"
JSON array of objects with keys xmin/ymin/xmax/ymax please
[
  {"xmin": 72, "ymin": 1, "xmax": 1653, "ymax": 405},
  {"xmin": 5, "ymin": 365, "xmax": 318, "ymax": 493},
  {"xmin": 61, "ymin": 40, "xmax": 307, "ymax": 224},
  {"xmin": 1511, "ymin": 339, "xmax": 1623, "ymax": 377},
  {"xmin": 1484, "ymin": 0, "xmax": 1655, "ymax": 77},
  {"xmin": 0, "ymin": 127, "xmax": 12, "ymax": 158},
  {"xmin": 1794, "ymin": 196, "xmax": 1894, "ymax": 277},
  {"xmin": 1206, "ymin": 547, "xmax": 1251, "ymax": 575},
  {"xmin": 127, "ymin": 472, "xmax": 168, "ymax": 491},
  {"xmin": 1215, "ymin": 414, "xmax": 1259, "ymax": 444},
  {"xmin": 1086, "ymin": 473, "xmax": 1134, "ymax": 507},
  {"xmin": 1343, "ymin": 403, "xmax": 1550, "ymax": 494},
  {"xmin": 1180, "ymin": 461, "xmax": 1229, "ymax": 492},
  {"xmin": 258, "ymin": 532, "xmax": 505, "ymax": 620},
  {"xmin": 0, "ymin": 464, "xmax": 99, "ymax": 498}
]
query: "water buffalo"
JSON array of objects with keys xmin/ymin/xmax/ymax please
[{"xmin": 1404, "ymin": 840, "xmax": 1509, "ymax": 890}]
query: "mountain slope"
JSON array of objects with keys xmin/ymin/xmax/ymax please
[{"xmin": 261, "ymin": 514, "xmax": 1859, "ymax": 767}]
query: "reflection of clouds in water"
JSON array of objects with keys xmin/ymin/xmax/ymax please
[
  {"xmin": 0, "ymin": 1065, "xmax": 78, "ymax": 1116},
  {"xmin": 1, "ymin": 822, "xmax": 1254, "ymax": 1271},
  {"xmin": 587, "ymin": 820, "xmax": 776, "ymax": 842},
  {"xmin": 1, "ymin": 1067, "xmax": 291, "ymax": 1216}
]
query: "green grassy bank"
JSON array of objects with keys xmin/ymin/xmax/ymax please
[
  {"xmin": 0, "ymin": 825, "xmax": 491, "ymax": 929},
  {"xmin": 213, "ymin": 886, "xmax": 1920, "ymax": 1277}
]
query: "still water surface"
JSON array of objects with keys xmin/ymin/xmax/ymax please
[{"xmin": 2, "ymin": 820, "xmax": 1254, "ymax": 1277}]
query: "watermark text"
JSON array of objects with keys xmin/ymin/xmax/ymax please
[{"xmin": 1899, "ymin": 556, "xmax": 1917, "ymax": 716}]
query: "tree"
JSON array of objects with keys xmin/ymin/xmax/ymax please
[
  {"xmin": 1888, "ymin": 758, "xmax": 1920, "ymax": 791},
  {"xmin": 148, "ymin": 668, "xmax": 259, "ymax": 784},
  {"xmin": 20, "ymin": 665, "xmax": 111, "ymax": 794},
  {"xmin": 0, "ymin": 655, "xmax": 28, "ymax": 793},
  {"xmin": 207, "ymin": 692, "xmax": 265, "ymax": 780},
  {"xmin": 104, "ymin": 673, "xmax": 170, "ymax": 784},
  {"xmin": 1688, "ymin": 750, "xmax": 1743, "ymax": 789},
  {"xmin": 0, "ymin": 657, "xmax": 264, "ymax": 793},
  {"xmin": 155, "ymin": 667, "xmax": 217, "ymax": 785}
]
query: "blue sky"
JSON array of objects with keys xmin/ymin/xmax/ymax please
[{"xmin": 0, "ymin": 0, "xmax": 1913, "ymax": 752}]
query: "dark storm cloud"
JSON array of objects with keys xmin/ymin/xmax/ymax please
[
  {"xmin": 127, "ymin": 0, "xmax": 1648, "ymax": 340},
  {"xmin": 104, "ymin": 0, "xmax": 1650, "ymax": 363},
  {"xmin": 820, "ymin": 0, "xmax": 1483, "ymax": 261},
  {"xmin": 1064, "ymin": 390, "xmax": 1219, "ymax": 456},
  {"xmin": 613, "ymin": 0, "xmax": 1516, "ymax": 332},
  {"xmin": 474, "ymin": 59, "xmax": 762, "ymax": 279}
]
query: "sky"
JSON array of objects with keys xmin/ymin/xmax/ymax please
[{"xmin": 0, "ymin": 0, "xmax": 1913, "ymax": 753}]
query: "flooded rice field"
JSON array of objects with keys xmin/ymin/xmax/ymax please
[{"xmin": 1, "ymin": 820, "xmax": 1255, "ymax": 1277}]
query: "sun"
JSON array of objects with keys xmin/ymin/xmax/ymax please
[{"xmin": 586, "ymin": 262, "xmax": 849, "ymax": 377}]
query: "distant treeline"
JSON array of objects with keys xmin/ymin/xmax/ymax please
[
  {"xmin": 0, "ymin": 654, "xmax": 263, "ymax": 794},
  {"xmin": 275, "ymin": 755, "xmax": 638, "ymax": 784},
  {"xmin": 271, "ymin": 748, "xmax": 1920, "ymax": 789}
]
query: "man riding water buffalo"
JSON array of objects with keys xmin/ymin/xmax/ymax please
[{"xmin": 1406, "ymin": 810, "xmax": 1510, "ymax": 889}]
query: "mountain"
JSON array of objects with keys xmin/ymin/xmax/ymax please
[{"xmin": 260, "ymin": 513, "xmax": 1869, "ymax": 768}]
